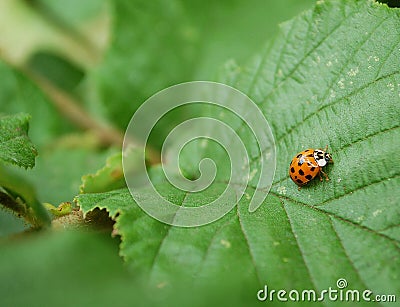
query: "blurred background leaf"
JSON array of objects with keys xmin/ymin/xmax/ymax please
[
  {"xmin": 0, "ymin": 0, "xmax": 315, "ymax": 147},
  {"xmin": 88, "ymin": 0, "xmax": 315, "ymax": 147},
  {"xmin": 0, "ymin": 207, "xmax": 29, "ymax": 237},
  {"xmin": 0, "ymin": 0, "xmax": 109, "ymax": 68},
  {"xmin": 0, "ymin": 231, "xmax": 135, "ymax": 307},
  {"xmin": 0, "ymin": 62, "xmax": 74, "ymax": 146}
]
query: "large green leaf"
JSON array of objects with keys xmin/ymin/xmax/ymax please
[{"xmin": 78, "ymin": 0, "xmax": 400, "ymax": 304}]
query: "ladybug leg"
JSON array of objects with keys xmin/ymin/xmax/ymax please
[
  {"xmin": 320, "ymin": 169, "xmax": 330, "ymax": 181},
  {"xmin": 297, "ymin": 186, "xmax": 302, "ymax": 191},
  {"xmin": 318, "ymin": 172, "xmax": 323, "ymax": 182},
  {"xmin": 320, "ymin": 145, "xmax": 328, "ymax": 152}
]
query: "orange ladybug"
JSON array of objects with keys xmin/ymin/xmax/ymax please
[{"xmin": 289, "ymin": 146, "xmax": 333, "ymax": 187}]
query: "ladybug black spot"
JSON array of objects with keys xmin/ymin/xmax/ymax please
[
  {"xmin": 305, "ymin": 175, "xmax": 313, "ymax": 180},
  {"xmin": 290, "ymin": 167, "xmax": 295, "ymax": 173},
  {"xmin": 296, "ymin": 179, "xmax": 303, "ymax": 184},
  {"xmin": 296, "ymin": 154, "xmax": 302, "ymax": 158},
  {"xmin": 310, "ymin": 167, "xmax": 316, "ymax": 172},
  {"xmin": 307, "ymin": 154, "xmax": 313, "ymax": 157},
  {"xmin": 299, "ymin": 169, "xmax": 304, "ymax": 176}
]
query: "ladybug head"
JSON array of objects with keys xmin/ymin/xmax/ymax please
[{"xmin": 314, "ymin": 149, "xmax": 333, "ymax": 167}]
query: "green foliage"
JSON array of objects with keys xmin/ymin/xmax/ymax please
[
  {"xmin": 0, "ymin": 113, "xmax": 37, "ymax": 168},
  {"xmin": 0, "ymin": 165, "xmax": 50, "ymax": 227},
  {"xmin": 27, "ymin": 51, "xmax": 85, "ymax": 92},
  {"xmin": 0, "ymin": 231, "xmax": 136, "ymax": 306},
  {"xmin": 80, "ymin": 152, "xmax": 126, "ymax": 194},
  {"xmin": 0, "ymin": 61, "xmax": 107, "ymax": 225},
  {"xmin": 0, "ymin": 207, "xmax": 29, "ymax": 237},
  {"xmin": 1, "ymin": 0, "xmax": 399, "ymax": 306},
  {"xmin": 89, "ymin": 0, "xmax": 315, "ymax": 136},
  {"xmin": 0, "ymin": 61, "xmax": 74, "ymax": 146},
  {"xmin": 19, "ymin": 145, "xmax": 117, "ymax": 205},
  {"xmin": 33, "ymin": 0, "xmax": 106, "ymax": 24},
  {"xmin": 0, "ymin": 113, "xmax": 50, "ymax": 227}
]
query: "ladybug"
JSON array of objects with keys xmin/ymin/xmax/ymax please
[{"xmin": 289, "ymin": 146, "xmax": 333, "ymax": 187}]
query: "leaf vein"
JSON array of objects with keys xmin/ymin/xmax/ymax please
[
  {"xmin": 148, "ymin": 192, "xmax": 190, "ymax": 274},
  {"xmin": 272, "ymin": 192, "xmax": 400, "ymax": 249},
  {"xmin": 316, "ymin": 15, "xmax": 390, "ymax": 108},
  {"xmin": 274, "ymin": 68, "xmax": 398, "ymax": 144},
  {"xmin": 327, "ymin": 216, "xmax": 371, "ymax": 291},
  {"xmin": 279, "ymin": 197, "xmax": 326, "ymax": 306},
  {"xmin": 374, "ymin": 32, "xmax": 400, "ymax": 80},
  {"xmin": 258, "ymin": 7, "xmax": 360, "ymax": 104},
  {"xmin": 236, "ymin": 204, "xmax": 263, "ymax": 286},
  {"xmin": 317, "ymin": 173, "xmax": 400, "ymax": 207}
]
